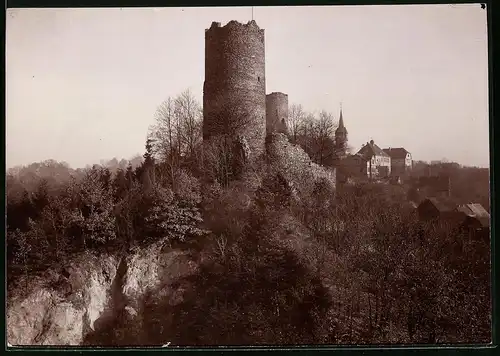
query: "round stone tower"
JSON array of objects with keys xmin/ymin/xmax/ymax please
[
  {"xmin": 266, "ymin": 92, "xmax": 289, "ymax": 135},
  {"xmin": 203, "ymin": 20, "xmax": 266, "ymax": 160}
]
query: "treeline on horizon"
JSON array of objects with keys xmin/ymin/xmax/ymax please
[{"xmin": 6, "ymin": 89, "xmax": 491, "ymax": 345}]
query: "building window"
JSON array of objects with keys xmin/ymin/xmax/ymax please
[{"xmin": 258, "ymin": 76, "xmax": 260, "ymax": 82}]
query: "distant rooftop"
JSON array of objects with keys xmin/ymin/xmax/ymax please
[
  {"xmin": 425, "ymin": 197, "xmax": 457, "ymax": 212},
  {"xmin": 383, "ymin": 147, "xmax": 410, "ymax": 159},
  {"xmin": 457, "ymin": 203, "xmax": 490, "ymax": 219},
  {"xmin": 356, "ymin": 140, "xmax": 390, "ymax": 159}
]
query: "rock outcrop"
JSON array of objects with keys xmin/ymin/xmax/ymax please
[
  {"xmin": 122, "ymin": 240, "xmax": 199, "ymax": 316},
  {"xmin": 7, "ymin": 239, "xmax": 199, "ymax": 346},
  {"xmin": 7, "ymin": 252, "xmax": 120, "ymax": 346}
]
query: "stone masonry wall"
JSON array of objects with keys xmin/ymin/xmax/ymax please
[
  {"xmin": 203, "ymin": 20, "xmax": 266, "ymax": 160},
  {"xmin": 266, "ymin": 92, "xmax": 289, "ymax": 136}
]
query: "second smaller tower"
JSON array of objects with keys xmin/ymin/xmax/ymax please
[{"xmin": 266, "ymin": 92, "xmax": 289, "ymax": 136}]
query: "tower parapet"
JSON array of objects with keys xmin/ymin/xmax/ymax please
[
  {"xmin": 205, "ymin": 20, "xmax": 264, "ymax": 41},
  {"xmin": 266, "ymin": 92, "xmax": 289, "ymax": 136},
  {"xmin": 203, "ymin": 20, "xmax": 266, "ymax": 159}
]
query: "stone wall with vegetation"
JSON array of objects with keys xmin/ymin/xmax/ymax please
[{"xmin": 266, "ymin": 133, "xmax": 336, "ymax": 197}]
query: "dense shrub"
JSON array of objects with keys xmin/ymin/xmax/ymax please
[
  {"xmin": 145, "ymin": 245, "xmax": 332, "ymax": 346},
  {"xmin": 143, "ymin": 184, "xmax": 207, "ymax": 246},
  {"xmin": 173, "ymin": 169, "xmax": 202, "ymax": 205},
  {"xmin": 6, "ymin": 156, "xmax": 208, "ymax": 289},
  {"xmin": 288, "ymin": 182, "xmax": 491, "ymax": 344},
  {"xmin": 133, "ymin": 176, "xmax": 332, "ymax": 346}
]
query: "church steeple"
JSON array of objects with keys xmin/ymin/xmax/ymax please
[
  {"xmin": 335, "ymin": 103, "xmax": 347, "ymax": 136},
  {"xmin": 334, "ymin": 103, "xmax": 348, "ymax": 163}
]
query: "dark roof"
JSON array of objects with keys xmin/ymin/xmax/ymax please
[
  {"xmin": 418, "ymin": 198, "xmax": 466, "ymax": 224},
  {"xmin": 343, "ymin": 153, "xmax": 367, "ymax": 163},
  {"xmin": 382, "ymin": 147, "xmax": 409, "ymax": 159},
  {"xmin": 356, "ymin": 141, "xmax": 390, "ymax": 159},
  {"xmin": 457, "ymin": 203, "xmax": 489, "ymax": 218},
  {"xmin": 352, "ymin": 153, "xmax": 367, "ymax": 161},
  {"xmin": 424, "ymin": 197, "xmax": 457, "ymax": 212},
  {"xmin": 457, "ymin": 203, "xmax": 490, "ymax": 228}
]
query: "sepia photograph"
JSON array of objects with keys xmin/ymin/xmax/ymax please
[{"xmin": 6, "ymin": 4, "xmax": 491, "ymax": 347}]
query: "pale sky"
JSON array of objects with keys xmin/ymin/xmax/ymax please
[{"xmin": 6, "ymin": 4, "xmax": 489, "ymax": 168}]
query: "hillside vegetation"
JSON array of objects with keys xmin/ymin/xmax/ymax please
[{"xmin": 6, "ymin": 90, "xmax": 491, "ymax": 345}]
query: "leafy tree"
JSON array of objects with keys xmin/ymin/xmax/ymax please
[
  {"xmin": 112, "ymin": 168, "xmax": 129, "ymax": 201},
  {"xmin": 143, "ymin": 185, "xmax": 207, "ymax": 246},
  {"xmin": 126, "ymin": 163, "xmax": 135, "ymax": 189},
  {"xmin": 99, "ymin": 167, "xmax": 112, "ymax": 190},
  {"xmin": 32, "ymin": 178, "xmax": 50, "ymax": 213},
  {"xmin": 10, "ymin": 227, "xmax": 34, "ymax": 290},
  {"xmin": 77, "ymin": 167, "xmax": 116, "ymax": 246},
  {"xmin": 138, "ymin": 137, "xmax": 156, "ymax": 193},
  {"xmin": 6, "ymin": 188, "xmax": 36, "ymax": 232}
]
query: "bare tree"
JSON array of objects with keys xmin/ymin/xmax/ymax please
[
  {"xmin": 293, "ymin": 110, "xmax": 337, "ymax": 166},
  {"xmin": 150, "ymin": 90, "xmax": 205, "ymax": 189},
  {"xmin": 314, "ymin": 110, "xmax": 337, "ymax": 166},
  {"xmin": 150, "ymin": 96, "xmax": 180, "ymax": 189},
  {"xmin": 288, "ymin": 104, "xmax": 306, "ymax": 144},
  {"xmin": 296, "ymin": 111, "xmax": 317, "ymax": 156},
  {"xmin": 174, "ymin": 89, "xmax": 203, "ymax": 160}
]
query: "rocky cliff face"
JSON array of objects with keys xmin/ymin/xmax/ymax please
[
  {"xmin": 7, "ymin": 252, "xmax": 120, "ymax": 346},
  {"xmin": 7, "ymin": 239, "xmax": 199, "ymax": 346},
  {"xmin": 122, "ymin": 241, "xmax": 199, "ymax": 319}
]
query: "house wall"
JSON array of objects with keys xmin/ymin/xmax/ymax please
[
  {"xmin": 405, "ymin": 153, "xmax": 413, "ymax": 168},
  {"xmin": 392, "ymin": 158, "xmax": 407, "ymax": 176},
  {"xmin": 338, "ymin": 156, "xmax": 366, "ymax": 179},
  {"xmin": 368, "ymin": 154, "xmax": 391, "ymax": 178},
  {"xmin": 391, "ymin": 154, "xmax": 412, "ymax": 177}
]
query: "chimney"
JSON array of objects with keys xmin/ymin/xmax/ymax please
[{"xmin": 370, "ymin": 139, "xmax": 374, "ymax": 145}]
